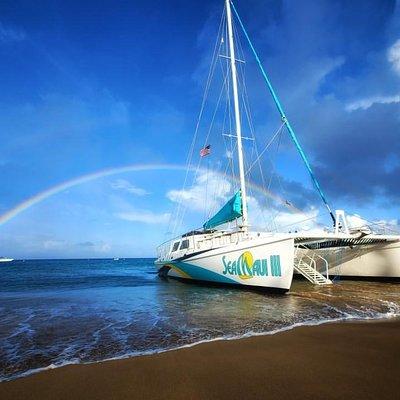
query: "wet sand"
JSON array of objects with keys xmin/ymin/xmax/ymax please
[{"xmin": 1, "ymin": 319, "xmax": 399, "ymax": 400}]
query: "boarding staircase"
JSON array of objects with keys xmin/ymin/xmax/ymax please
[{"xmin": 294, "ymin": 247, "xmax": 332, "ymax": 285}]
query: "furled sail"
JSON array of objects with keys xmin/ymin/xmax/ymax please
[{"xmin": 203, "ymin": 191, "xmax": 243, "ymax": 229}]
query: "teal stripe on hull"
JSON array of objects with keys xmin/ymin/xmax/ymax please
[{"xmin": 171, "ymin": 261, "xmax": 239, "ymax": 285}]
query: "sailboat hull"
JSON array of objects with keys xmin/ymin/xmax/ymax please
[
  {"xmin": 315, "ymin": 242, "xmax": 400, "ymax": 279},
  {"xmin": 293, "ymin": 239, "xmax": 400, "ymax": 280},
  {"xmin": 156, "ymin": 237, "xmax": 294, "ymax": 292}
]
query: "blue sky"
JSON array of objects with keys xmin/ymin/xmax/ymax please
[{"xmin": 0, "ymin": 0, "xmax": 399, "ymax": 258}]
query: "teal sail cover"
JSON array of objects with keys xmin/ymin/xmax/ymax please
[{"xmin": 203, "ymin": 191, "xmax": 243, "ymax": 229}]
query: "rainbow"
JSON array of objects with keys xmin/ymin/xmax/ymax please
[{"xmin": 0, "ymin": 163, "xmax": 302, "ymax": 227}]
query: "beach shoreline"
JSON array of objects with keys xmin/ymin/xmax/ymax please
[{"xmin": 1, "ymin": 318, "xmax": 399, "ymax": 400}]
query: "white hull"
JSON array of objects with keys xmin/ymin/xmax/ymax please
[
  {"xmin": 0, "ymin": 258, "xmax": 13, "ymax": 263},
  {"xmin": 156, "ymin": 237, "xmax": 294, "ymax": 292},
  {"xmin": 314, "ymin": 242, "xmax": 400, "ymax": 278},
  {"xmin": 155, "ymin": 1, "xmax": 400, "ymax": 289},
  {"xmin": 293, "ymin": 237, "xmax": 400, "ymax": 279}
]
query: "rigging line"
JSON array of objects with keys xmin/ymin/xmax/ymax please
[
  {"xmin": 235, "ymin": 36, "xmax": 282, "ymax": 222},
  {"xmin": 224, "ymin": 11, "xmax": 236, "ymax": 188},
  {"xmin": 266, "ymin": 129, "xmax": 283, "ymax": 193},
  {"xmin": 189, "ymin": 33, "xmax": 229, "ymax": 188},
  {"xmin": 204, "ymin": 158, "xmax": 210, "ymax": 221},
  {"xmin": 224, "ymin": 22, "xmax": 236, "ymax": 185},
  {"xmin": 208, "ymin": 89, "xmax": 237, "ymax": 219},
  {"xmin": 239, "ymin": 67, "xmax": 282, "ymax": 209},
  {"xmin": 190, "ymin": 58, "xmax": 229, "ymax": 186},
  {"xmin": 177, "ymin": 48, "xmax": 230, "ymax": 231},
  {"xmin": 210, "ymin": 94, "xmax": 238, "ymax": 220},
  {"xmin": 237, "ymin": 68, "xmax": 271, "ymax": 230},
  {"xmin": 208, "ymin": 61, "xmax": 230, "ymax": 220},
  {"xmin": 235, "ymin": 53, "xmax": 262, "ymax": 178},
  {"xmin": 243, "ymin": 96, "xmax": 274, "ymax": 230},
  {"xmin": 206, "ymin": 16, "xmax": 240, "ymax": 222},
  {"xmin": 270, "ymin": 215, "xmax": 319, "ymax": 232},
  {"xmin": 172, "ymin": 11, "xmax": 226, "ymax": 234},
  {"xmin": 269, "ymin": 147, "xmax": 289, "ymax": 227},
  {"xmin": 245, "ymin": 121, "xmax": 285, "ymax": 176},
  {"xmin": 206, "ymin": 23, "xmax": 234, "ymax": 220},
  {"xmin": 235, "ymin": 28, "xmax": 312, "ymax": 233},
  {"xmin": 230, "ymin": 0, "xmax": 336, "ymax": 225},
  {"xmin": 346, "ymin": 214, "xmax": 400, "ymax": 235},
  {"xmin": 265, "ymin": 130, "xmax": 288, "ymax": 231},
  {"xmin": 234, "ymin": 30, "xmax": 274, "ymax": 230},
  {"xmin": 209, "ymin": 21, "xmax": 234, "ymax": 220}
]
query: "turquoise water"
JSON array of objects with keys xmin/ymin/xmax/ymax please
[{"xmin": 0, "ymin": 258, "xmax": 399, "ymax": 381}]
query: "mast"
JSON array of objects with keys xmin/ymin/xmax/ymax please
[
  {"xmin": 230, "ymin": 1, "xmax": 336, "ymax": 226},
  {"xmin": 225, "ymin": 0, "xmax": 248, "ymax": 231}
]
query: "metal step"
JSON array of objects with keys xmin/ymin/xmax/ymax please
[{"xmin": 294, "ymin": 257, "xmax": 332, "ymax": 285}]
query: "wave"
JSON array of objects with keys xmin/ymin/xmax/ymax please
[{"xmin": 2, "ymin": 309, "xmax": 399, "ymax": 383}]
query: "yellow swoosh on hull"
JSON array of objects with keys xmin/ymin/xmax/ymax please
[{"xmin": 165, "ymin": 264, "xmax": 192, "ymax": 279}]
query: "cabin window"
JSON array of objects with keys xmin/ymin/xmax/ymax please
[
  {"xmin": 180, "ymin": 239, "xmax": 189, "ymax": 250},
  {"xmin": 172, "ymin": 242, "xmax": 180, "ymax": 252}
]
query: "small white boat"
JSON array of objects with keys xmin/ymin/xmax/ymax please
[
  {"xmin": 155, "ymin": 0, "xmax": 400, "ymax": 289},
  {"xmin": 0, "ymin": 257, "xmax": 14, "ymax": 263}
]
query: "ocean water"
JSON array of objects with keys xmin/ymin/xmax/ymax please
[{"xmin": 0, "ymin": 258, "xmax": 399, "ymax": 381}]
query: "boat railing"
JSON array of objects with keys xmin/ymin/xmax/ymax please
[
  {"xmin": 156, "ymin": 233, "xmax": 186, "ymax": 261},
  {"xmin": 295, "ymin": 246, "xmax": 329, "ymax": 280},
  {"xmin": 368, "ymin": 221, "xmax": 400, "ymax": 235},
  {"xmin": 156, "ymin": 229, "xmax": 247, "ymax": 261},
  {"xmin": 348, "ymin": 220, "xmax": 400, "ymax": 236},
  {"xmin": 156, "ymin": 228, "xmax": 210, "ymax": 260}
]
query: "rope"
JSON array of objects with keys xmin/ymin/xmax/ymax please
[
  {"xmin": 230, "ymin": 0, "xmax": 336, "ymax": 226},
  {"xmin": 245, "ymin": 121, "xmax": 285, "ymax": 176},
  {"xmin": 171, "ymin": 9, "xmax": 226, "ymax": 235}
]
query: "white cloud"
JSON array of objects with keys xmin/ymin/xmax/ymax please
[
  {"xmin": 247, "ymin": 196, "xmax": 323, "ymax": 233},
  {"xmin": 43, "ymin": 239, "xmax": 66, "ymax": 249},
  {"xmin": 345, "ymin": 94, "xmax": 400, "ymax": 112},
  {"xmin": 77, "ymin": 240, "xmax": 111, "ymax": 253},
  {"xmin": 166, "ymin": 173, "xmax": 325, "ymax": 232},
  {"xmin": 167, "ymin": 172, "xmax": 231, "ymax": 213},
  {"xmin": 0, "ymin": 22, "xmax": 26, "ymax": 43},
  {"xmin": 346, "ymin": 214, "xmax": 399, "ymax": 234},
  {"xmin": 116, "ymin": 210, "xmax": 170, "ymax": 224},
  {"xmin": 273, "ymin": 208, "xmax": 322, "ymax": 232},
  {"xmin": 346, "ymin": 214, "xmax": 368, "ymax": 229},
  {"xmin": 94, "ymin": 241, "xmax": 111, "ymax": 253},
  {"xmin": 388, "ymin": 39, "xmax": 400, "ymax": 75},
  {"xmin": 43, "ymin": 238, "xmax": 111, "ymax": 253},
  {"xmin": 111, "ymin": 179, "xmax": 149, "ymax": 196}
]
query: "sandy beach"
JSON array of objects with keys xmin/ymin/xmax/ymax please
[{"xmin": 1, "ymin": 319, "xmax": 399, "ymax": 400}]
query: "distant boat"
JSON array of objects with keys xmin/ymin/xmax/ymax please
[
  {"xmin": 113, "ymin": 258, "xmax": 120, "ymax": 261},
  {"xmin": 0, "ymin": 257, "xmax": 14, "ymax": 263}
]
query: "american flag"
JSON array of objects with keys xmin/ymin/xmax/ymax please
[{"xmin": 200, "ymin": 144, "xmax": 211, "ymax": 157}]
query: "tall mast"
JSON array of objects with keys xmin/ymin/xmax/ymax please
[
  {"xmin": 230, "ymin": 1, "xmax": 336, "ymax": 226},
  {"xmin": 225, "ymin": 0, "xmax": 248, "ymax": 231}
]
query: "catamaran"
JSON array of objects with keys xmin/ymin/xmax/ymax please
[{"xmin": 155, "ymin": 0, "xmax": 400, "ymax": 290}]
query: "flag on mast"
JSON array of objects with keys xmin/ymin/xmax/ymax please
[{"xmin": 200, "ymin": 144, "xmax": 211, "ymax": 157}]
